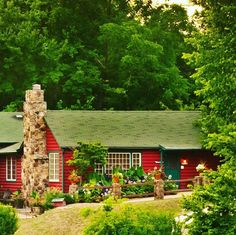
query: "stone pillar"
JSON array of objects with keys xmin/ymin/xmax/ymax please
[
  {"xmin": 194, "ymin": 176, "xmax": 204, "ymax": 186},
  {"xmin": 194, "ymin": 176, "xmax": 210, "ymax": 186},
  {"xmin": 154, "ymin": 179, "xmax": 164, "ymax": 200},
  {"xmin": 112, "ymin": 183, "xmax": 121, "ymax": 198},
  {"xmin": 22, "ymin": 84, "xmax": 48, "ymax": 199},
  {"xmin": 69, "ymin": 184, "xmax": 79, "ymax": 195}
]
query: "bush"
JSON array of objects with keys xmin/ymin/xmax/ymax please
[
  {"xmin": 0, "ymin": 204, "xmax": 18, "ymax": 235},
  {"xmin": 182, "ymin": 166, "xmax": 236, "ymax": 234},
  {"xmin": 42, "ymin": 187, "xmax": 65, "ymax": 209},
  {"xmin": 78, "ymin": 187, "xmax": 103, "ymax": 203},
  {"xmin": 84, "ymin": 205, "xmax": 180, "ymax": 235},
  {"xmin": 63, "ymin": 193, "xmax": 75, "ymax": 204}
]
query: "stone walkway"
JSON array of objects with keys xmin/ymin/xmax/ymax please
[{"xmin": 16, "ymin": 207, "xmax": 32, "ymax": 219}]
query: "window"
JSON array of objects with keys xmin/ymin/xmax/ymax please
[
  {"xmin": 6, "ymin": 156, "xmax": 17, "ymax": 181},
  {"xmin": 49, "ymin": 152, "xmax": 60, "ymax": 182},
  {"xmin": 95, "ymin": 152, "xmax": 141, "ymax": 175}
]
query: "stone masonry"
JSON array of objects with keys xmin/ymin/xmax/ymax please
[{"xmin": 22, "ymin": 84, "xmax": 48, "ymax": 198}]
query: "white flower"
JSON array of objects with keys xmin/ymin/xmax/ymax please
[
  {"xmin": 196, "ymin": 163, "xmax": 205, "ymax": 172},
  {"xmin": 202, "ymin": 207, "xmax": 209, "ymax": 214}
]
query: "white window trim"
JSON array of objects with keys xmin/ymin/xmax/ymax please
[
  {"xmin": 131, "ymin": 152, "xmax": 142, "ymax": 167},
  {"xmin": 95, "ymin": 152, "xmax": 142, "ymax": 175},
  {"xmin": 6, "ymin": 156, "xmax": 17, "ymax": 181},
  {"xmin": 49, "ymin": 152, "xmax": 60, "ymax": 182}
]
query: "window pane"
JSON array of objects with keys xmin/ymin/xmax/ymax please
[
  {"xmin": 132, "ymin": 153, "xmax": 141, "ymax": 167},
  {"xmin": 6, "ymin": 157, "xmax": 17, "ymax": 180},
  {"xmin": 49, "ymin": 152, "xmax": 60, "ymax": 181}
]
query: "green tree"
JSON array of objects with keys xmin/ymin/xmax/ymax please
[
  {"xmin": 147, "ymin": 4, "xmax": 196, "ymax": 108},
  {"xmin": 99, "ymin": 16, "xmax": 191, "ymax": 109},
  {"xmin": 67, "ymin": 142, "xmax": 108, "ymax": 177},
  {"xmin": 182, "ymin": 167, "xmax": 236, "ymax": 234},
  {"xmin": 182, "ymin": 1, "xmax": 236, "ymax": 233},
  {"xmin": 0, "ymin": 0, "xmax": 194, "ymax": 111},
  {"xmin": 183, "ymin": 0, "xmax": 236, "ymax": 162}
]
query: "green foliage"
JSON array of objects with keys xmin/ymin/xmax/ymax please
[
  {"xmin": 0, "ymin": 1, "xmax": 194, "ymax": 111},
  {"xmin": 63, "ymin": 193, "xmax": 75, "ymax": 204},
  {"xmin": 67, "ymin": 142, "xmax": 108, "ymax": 177},
  {"xmin": 42, "ymin": 187, "xmax": 66, "ymax": 210},
  {"xmin": 122, "ymin": 184, "xmax": 153, "ymax": 196},
  {"xmin": 0, "ymin": 204, "xmax": 18, "ymax": 235},
  {"xmin": 164, "ymin": 181, "xmax": 178, "ymax": 191},
  {"xmin": 183, "ymin": 0, "xmax": 236, "ymax": 160},
  {"xmin": 80, "ymin": 208, "xmax": 93, "ymax": 218},
  {"xmin": 182, "ymin": 166, "xmax": 236, "ymax": 234},
  {"xmin": 181, "ymin": 1, "xmax": 236, "ymax": 233},
  {"xmin": 29, "ymin": 191, "xmax": 44, "ymax": 207},
  {"xmin": 99, "ymin": 18, "xmax": 190, "ymax": 109},
  {"xmin": 84, "ymin": 205, "xmax": 180, "ymax": 235},
  {"xmin": 87, "ymin": 172, "xmax": 112, "ymax": 186},
  {"xmin": 102, "ymin": 196, "xmax": 126, "ymax": 212},
  {"xmin": 122, "ymin": 166, "xmax": 146, "ymax": 182},
  {"xmin": 77, "ymin": 187, "xmax": 104, "ymax": 203}
]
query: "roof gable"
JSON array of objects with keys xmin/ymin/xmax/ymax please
[{"xmin": 45, "ymin": 111, "xmax": 202, "ymax": 149}]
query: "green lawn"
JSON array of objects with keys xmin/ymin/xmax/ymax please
[{"xmin": 15, "ymin": 198, "xmax": 182, "ymax": 235}]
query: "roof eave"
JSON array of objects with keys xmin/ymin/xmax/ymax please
[{"xmin": 159, "ymin": 145, "xmax": 202, "ymax": 151}]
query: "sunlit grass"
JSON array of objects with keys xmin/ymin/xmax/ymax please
[{"xmin": 15, "ymin": 198, "xmax": 182, "ymax": 235}]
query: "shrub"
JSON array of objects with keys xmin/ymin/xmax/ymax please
[
  {"xmin": 80, "ymin": 208, "xmax": 93, "ymax": 218},
  {"xmin": 84, "ymin": 205, "xmax": 180, "ymax": 235},
  {"xmin": 63, "ymin": 193, "xmax": 75, "ymax": 204},
  {"xmin": 102, "ymin": 196, "xmax": 126, "ymax": 212},
  {"xmin": 182, "ymin": 166, "xmax": 236, "ymax": 234},
  {"xmin": 78, "ymin": 187, "xmax": 103, "ymax": 203},
  {"xmin": 0, "ymin": 204, "xmax": 18, "ymax": 235},
  {"xmin": 42, "ymin": 187, "xmax": 65, "ymax": 209}
]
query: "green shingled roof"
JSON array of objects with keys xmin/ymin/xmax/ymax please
[
  {"xmin": 0, "ymin": 112, "xmax": 23, "ymax": 143},
  {"xmin": 0, "ymin": 112, "xmax": 23, "ymax": 153},
  {"xmin": 45, "ymin": 111, "xmax": 202, "ymax": 149}
]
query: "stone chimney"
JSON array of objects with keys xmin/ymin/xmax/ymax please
[{"xmin": 22, "ymin": 84, "xmax": 48, "ymax": 198}]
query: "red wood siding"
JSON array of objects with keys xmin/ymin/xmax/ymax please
[
  {"xmin": 180, "ymin": 150, "xmax": 219, "ymax": 188},
  {"xmin": 63, "ymin": 150, "xmax": 74, "ymax": 193},
  {"xmin": 63, "ymin": 150, "xmax": 162, "ymax": 192},
  {"xmin": 0, "ymin": 155, "xmax": 22, "ymax": 192},
  {"xmin": 141, "ymin": 150, "xmax": 161, "ymax": 173},
  {"xmin": 46, "ymin": 127, "xmax": 63, "ymax": 190}
]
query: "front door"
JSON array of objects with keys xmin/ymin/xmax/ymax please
[{"xmin": 164, "ymin": 153, "xmax": 180, "ymax": 181}]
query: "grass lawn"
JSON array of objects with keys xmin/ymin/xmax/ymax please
[{"xmin": 15, "ymin": 198, "xmax": 182, "ymax": 235}]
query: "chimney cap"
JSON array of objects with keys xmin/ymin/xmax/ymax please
[{"xmin": 33, "ymin": 84, "xmax": 41, "ymax": 90}]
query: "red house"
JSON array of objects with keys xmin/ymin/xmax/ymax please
[{"xmin": 0, "ymin": 85, "xmax": 219, "ymax": 196}]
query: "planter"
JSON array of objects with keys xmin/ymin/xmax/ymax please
[
  {"xmin": 70, "ymin": 176, "xmax": 82, "ymax": 185},
  {"xmin": 154, "ymin": 173, "xmax": 161, "ymax": 180},
  {"xmin": 112, "ymin": 176, "xmax": 120, "ymax": 183}
]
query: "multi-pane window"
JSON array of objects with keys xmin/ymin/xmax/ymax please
[
  {"xmin": 95, "ymin": 152, "xmax": 141, "ymax": 175},
  {"xmin": 49, "ymin": 152, "xmax": 60, "ymax": 182},
  {"xmin": 6, "ymin": 156, "xmax": 17, "ymax": 181}
]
